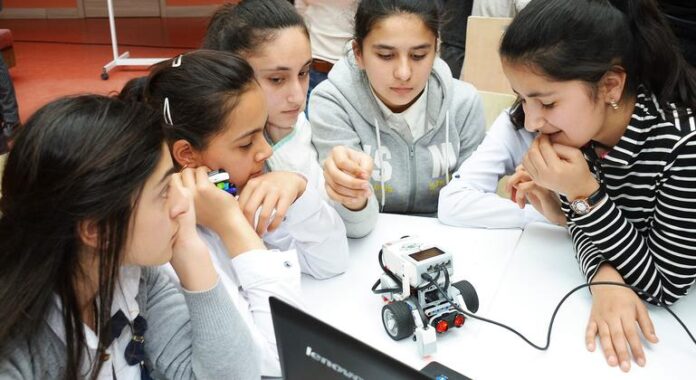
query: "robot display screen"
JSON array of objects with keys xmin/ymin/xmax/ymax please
[{"xmin": 409, "ymin": 247, "xmax": 445, "ymax": 262}]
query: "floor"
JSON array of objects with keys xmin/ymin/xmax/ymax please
[
  {"xmin": 2, "ymin": 17, "xmax": 209, "ymax": 121},
  {"xmin": 0, "ymin": 17, "xmax": 210, "ymax": 192}
]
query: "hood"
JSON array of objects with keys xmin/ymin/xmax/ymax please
[{"xmin": 326, "ymin": 50, "xmax": 456, "ymax": 132}]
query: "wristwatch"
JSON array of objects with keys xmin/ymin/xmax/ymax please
[{"xmin": 570, "ymin": 187, "xmax": 606, "ymax": 216}]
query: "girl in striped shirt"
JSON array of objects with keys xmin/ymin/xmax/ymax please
[{"xmin": 499, "ymin": 0, "xmax": 696, "ymax": 373}]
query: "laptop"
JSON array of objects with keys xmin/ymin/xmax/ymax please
[{"xmin": 270, "ymin": 297, "xmax": 471, "ymax": 380}]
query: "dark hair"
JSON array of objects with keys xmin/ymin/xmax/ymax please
[
  {"xmin": 137, "ymin": 50, "xmax": 256, "ymax": 151},
  {"xmin": 117, "ymin": 76, "xmax": 148, "ymax": 102},
  {"xmin": 0, "ymin": 95, "xmax": 164, "ymax": 379},
  {"xmin": 500, "ymin": 0, "xmax": 696, "ymax": 128},
  {"xmin": 354, "ymin": 0, "xmax": 441, "ymax": 49},
  {"xmin": 202, "ymin": 0, "xmax": 308, "ymax": 57}
]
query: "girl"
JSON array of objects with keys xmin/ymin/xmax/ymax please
[
  {"xmin": 500, "ymin": 0, "xmax": 696, "ymax": 372},
  {"xmin": 135, "ymin": 50, "xmax": 348, "ymax": 376},
  {"xmin": 203, "ymin": 0, "xmax": 326, "ymax": 200},
  {"xmin": 438, "ymin": 110, "xmax": 553, "ymax": 228},
  {"xmin": 310, "ymin": 0, "xmax": 486, "ymax": 238},
  {"xmin": 0, "ymin": 96, "xmax": 261, "ymax": 378}
]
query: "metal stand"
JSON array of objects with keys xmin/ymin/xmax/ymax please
[{"xmin": 100, "ymin": 0, "xmax": 167, "ymax": 80}]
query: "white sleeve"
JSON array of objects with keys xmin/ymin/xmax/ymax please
[
  {"xmin": 267, "ymin": 114, "xmax": 330, "ymax": 202},
  {"xmin": 438, "ymin": 111, "xmax": 548, "ymax": 229},
  {"xmin": 334, "ymin": 192, "xmax": 379, "ymax": 239},
  {"xmin": 263, "ymin": 182, "xmax": 350, "ymax": 279},
  {"xmin": 229, "ymin": 249, "xmax": 304, "ymax": 377},
  {"xmin": 194, "ymin": 229, "xmax": 304, "ymax": 378}
]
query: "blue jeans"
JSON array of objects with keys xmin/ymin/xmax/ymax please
[
  {"xmin": 0, "ymin": 54, "xmax": 18, "ymax": 153},
  {"xmin": 306, "ymin": 68, "xmax": 328, "ymax": 117},
  {"xmin": 0, "ymin": 54, "xmax": 18, "ymax": 126}
]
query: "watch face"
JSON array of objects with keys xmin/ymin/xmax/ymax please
[{"xmin": 571, "ymin": 199, "xmax": 590, "ymax": 215}]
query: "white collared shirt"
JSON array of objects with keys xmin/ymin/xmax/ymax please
[
  {"xmin": 372, "ymin": 83, "xmax": 430, "ymax": 142},
  {"xmin": 47, "ymin": 266, "xmax": 142, "ymax": 380}
]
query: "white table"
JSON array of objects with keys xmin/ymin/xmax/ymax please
[
  {"xmin": 476, "ymin": 222, "xmax": 696, "ymax": 380},
  {"xmin": 301, "ymin": 215, "xmax": 696, "ymax": 379}
]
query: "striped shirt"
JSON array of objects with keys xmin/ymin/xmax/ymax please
[{"xmin": 561, "ymin": 89, "xmax": 696, "ymax": 305}]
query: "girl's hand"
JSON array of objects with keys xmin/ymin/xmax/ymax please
[
  {"xmin": 323, "ymin": 146, "xmax": 373, "ymax": 211},
  {"xmin": 507, "ymin": 166, "xmax": 566, "ymax": 225},
  {"xmin": 523, "ymin": 135, "xmax": 599, "ymax": 200},
  {"xmin": 168, "ymin": 173, "xmax": 218, "ymax": 291},
  {"xmin": 238, "ymin": 171, "xmax": 307, "ymax": 236},
  {"xmin": 587, "ymin": 264, "xmax": 659, "ymax": 372},
  {"xmin": 506, "ymin": 165, "xmax": 534, "ymax": 208},
  {"xmin": 180, "ymin": 166, "xmax": 244, "ymax": 236}
]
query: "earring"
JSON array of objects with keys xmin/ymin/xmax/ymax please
[{"xmin": 609, "ymin": 100, "xmax": 619, "ymax": 110}]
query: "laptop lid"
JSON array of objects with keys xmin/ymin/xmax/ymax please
[{"xmin": 270, "ymin": 296, "xmax": 431, "ymax": 380}]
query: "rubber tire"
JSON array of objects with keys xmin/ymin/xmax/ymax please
[
  {"xmin": 382, "ymin": 301, "xmax": 415, "ymax": 341},
  {"xmin": 453, "ymin": 280, "xmax": 479, "ymax": 313}
]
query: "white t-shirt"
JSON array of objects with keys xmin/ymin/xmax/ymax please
[
  {"xmin": 472, "ymin": 0, "xmax": 531, "ymax": 17},
  {"xmin": 295, "ymin": 0, "xmax": 358, "ymax": 64},
  {"xmin": 372, "ymin": 83, "xmax": 430, "ymax": 142}
]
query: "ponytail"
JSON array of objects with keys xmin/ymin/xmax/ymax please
[
  {"xmin": 500, "ymin": 0, "xmax": 696, "ymax": 128},
  {"xmin": 612, "ymin": 0, "xmax": 696, "ymax": 108},
  {"xmin": 139, "ymin": 50, "xmax": 256, "ymax": 151}
]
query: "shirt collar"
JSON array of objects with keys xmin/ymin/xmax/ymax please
[
  {"xmin": 371, "ymin": 82, "xmax": 429, "ymax": 131},
  {"xmin": 47, "ymin": 266, "xmax": 142, "ymax": 349}
]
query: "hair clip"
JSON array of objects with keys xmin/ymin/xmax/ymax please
[
  {"xmin": 163, "ymin": 97, "xmax": 174, "ymax": 126},
  {"xmin": 172, "ymin": 55, "xmax": 182, "ymax": 68}
]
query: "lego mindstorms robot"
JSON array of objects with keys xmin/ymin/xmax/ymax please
[{"xmin": 372, "ymin": 236, "xmax": 479, "ymax": 357}]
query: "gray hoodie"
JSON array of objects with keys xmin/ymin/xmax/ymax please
[{"xmin": 309, "ymin": 51, "xmax": 485, "ymax": 235}]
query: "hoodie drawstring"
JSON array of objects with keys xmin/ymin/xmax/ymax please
[
  {"xmin": 445, "ymin": 111, "xmax": 450, "ymax": 184},
  {"xmin": 374, "ymin": 118, "xmax": 386, "ymax": 212}
]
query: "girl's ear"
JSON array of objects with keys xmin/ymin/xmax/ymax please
[
  {"xmin": 601, "ymin": 66, "xmax": 628, "ymax": 106},
  {"xmin": 352, "ymin": 40, "xmax": 365, "ymax": 70},
  {"xmin": 171, "ymin": 139, "xmax": 202, "ymax": 168},
  {"xmin": 78, "ymin": 219, "xmax": 99, "ymax": 249}
]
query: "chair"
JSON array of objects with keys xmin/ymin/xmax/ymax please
[
  {"xmin": 476, "ymin": 90, "xmax": 517, "ymax": 198},
  {"xmin": 460, "ymin": 16, "xmax": 512, "ymax": 95},
  {"xmin": 478, "ymin": 90, "xmax": 516, "ymax": 130}
]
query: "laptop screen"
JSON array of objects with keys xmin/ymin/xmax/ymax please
[{"xmin": 270, "ymin": 296, "xmax": 432, "ymax": 380}]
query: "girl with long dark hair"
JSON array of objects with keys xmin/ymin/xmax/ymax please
[{"xmin": 0, "ymin": 95, "xmax": 261, "ymax": 379}]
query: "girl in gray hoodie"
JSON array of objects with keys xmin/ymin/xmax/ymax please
[{"xmin": 310, "ymin": 0, "xmax": 486, "ymax": 238}]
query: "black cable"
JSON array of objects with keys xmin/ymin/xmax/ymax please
[
  {"xmin": 421, "ymin": 270, "xmax": 696, "ymax": 350},
  {"xmin": 372, "ymin": 249, "xmax": 402, "ymax": 295},
  {"xmin": 372, "ymin": 248, "xmax": 442, "ymax": 295}
]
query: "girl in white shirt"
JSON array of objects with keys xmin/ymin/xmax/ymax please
[
  {"xmin": 132, "ymin": 50, "xmax": 349, "ymax": 377},
  {"xmin": 438, "ymin": 110, "xmax": 551, "ymax": 228},
  {"xmin": 203, "ymin": 0, "xmax": 327, "ymax": 199}
]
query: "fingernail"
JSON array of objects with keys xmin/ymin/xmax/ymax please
[
  {"xmin": 637, "ymin": 357, "xmax": 645, "ymax": 367},
  {"xmin": 620, "ymin": 361, "xmax": 630, "ymax": 372},
  {"xmin": 586, "ymin": 343, "xmax": 594, "ymax": 351},
  {"xmin": 608, "ymin": 355, "xmax": 617, "ymax": 366}
]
